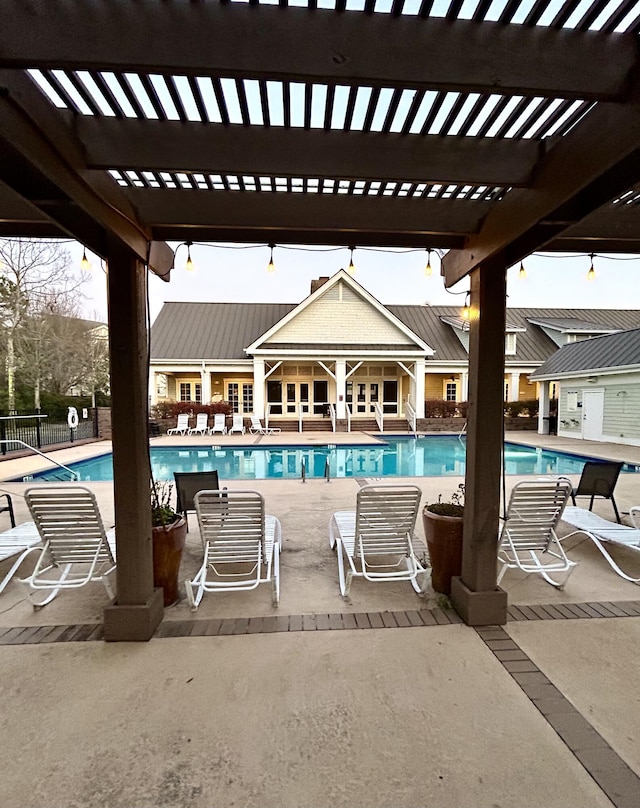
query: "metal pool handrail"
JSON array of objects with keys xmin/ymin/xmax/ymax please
[{"xmin": 0, "ymin": 439, "xmax": 78, "ymax": 481}]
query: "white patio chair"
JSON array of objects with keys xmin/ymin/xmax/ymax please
[
  {"xmin": 210, "ymin": 413, "xmax": 227, "ymax": 435},
  {"xmin": 185, "ymin": 489, "xmax": 281, "ymax": 610},
  {"xmin": 167, "ymin": 413, "xmax": 190, "ymax": 435},
  {"xmin": 22, "ymin": 486, "xmax": 117, "ymax": 609},
  {"xmin": 249, "ymin": 415, "xmax": 281, "ymax": 435},
  {"xmin": 560, "ymin": 506, "xmax": 640, "ymax": 584},
  {"xmin": 329, "ymin": 484, "xmax": 427, "ymax": 598},
  {"xmin": 0, "ymin": 520, "xmax": 42, "ymax": 596},
  {"xmin": 497, "ymin": 477, "xmax": 575, "ymax": 589},
  {"xmin": 188, "ymin": 412, "xmax": 209, "ymax": 435},
  {"xmin": 229, "ymin": 413, "xmax": 246, "ymax": 434}
]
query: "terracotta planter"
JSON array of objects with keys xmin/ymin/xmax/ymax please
[
  {"xmin": 152, "ymin": 517, "xmax": 187, "ymax": 606},
  {"xmin": 422, "ymin": 507, "xmax": 463, "ymax": 595}
]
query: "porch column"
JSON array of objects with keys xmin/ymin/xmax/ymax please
[
  {"xmin": 253, "ymin": 359, "xmax": 265, "ymax": 417},
  {"xmin": 538, "ymin": 381, "xmax": 551, "ymax": 434},
  {"xmin": 414, "ymin": 359, "xmax": 425, "ymax": 418},
  {"xmin": 461, "ymin": 370, "xmax": 469, "ymax": 402},
  {"xmin": 103, "ymin": 244, "xmax": 163, "ymax": 641},
  {"xmin": 509, "ymin": 372, "xmax": 520, "ymax": 401},
  {"xmin": 201, "ymin": 364, "xmax": 211, "ymax": 403},
  {"xmin": 148, "ymin": 372, "xmax": 157, "ymax": 407},
  {"xmin": 450, "ymin": 264, "xmax": 508, "ymax": 626},
  {"xmin": 336, "ymin": 360, "xmax": 347, "ymax": 419}
]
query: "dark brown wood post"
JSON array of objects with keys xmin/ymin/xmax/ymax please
[
  {"xmin": 103, "ymin": 243, "xmax": 163, "ymax": 640},
  {"xmin": 450, "ymin": 264, "xmax": 508, "ymax": 626}
]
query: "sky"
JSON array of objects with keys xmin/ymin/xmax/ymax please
[{"xmin": 70, "ymin": 240, "xmax": 640, "ymax": 326}]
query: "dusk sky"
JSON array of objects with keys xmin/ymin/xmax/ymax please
[{"xmin": 72, "ymin": 240, "xmax": 640, "ymax": 325}]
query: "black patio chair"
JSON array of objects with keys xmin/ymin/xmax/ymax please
[
  {"xmin": 0, "ymin": 493, "xmax": 16, "ymax": 528},
  {"xmin": 173, "ymin": 470, "xmax": 220, "ymax": 531},
  {"xmin": 570, "ymin": 461, "xmax": 623, "ymax": 523}
]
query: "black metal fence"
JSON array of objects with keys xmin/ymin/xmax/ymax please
[{"xmin": 0, "ymin": 409, "xmax": 98, "ymax": 455}]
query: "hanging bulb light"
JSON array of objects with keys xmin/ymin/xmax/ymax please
[
  {"xmin": 267, "ymin": 243, "xmax": 275, "ymax": 273},
  {"xmin": 424, "ymin": 249, "xmax": 432, "ymax": 277},
  {"xmin": 80, "ymin": 249, "xmax": 91, "ymax": 271},
  {"xmin": 461, "ymin": 292, "xmax": 470, "ymax": 320},
  {"xmin": 518, "ymin": 260, "xmax": 526, "ymax": 280},
  {"xmin": 348, "ymin": 246, "xmax": 356, "ymax": 276},
  {"xmin": 586, "ymin": 253, "xmax": 595, "ymax": 281},
  {"xmin": 185, "ymin": 241, "xmax": 194, "ymax": 272}
]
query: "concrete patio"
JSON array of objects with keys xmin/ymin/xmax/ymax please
[{"xmin": 0, "ymin": 432, "xmax": 639, "ymax": 807}]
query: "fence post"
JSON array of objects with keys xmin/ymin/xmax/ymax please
[
  {"xmin": 35, "ymin": 414, "xmax": 42, "ymax": 449},
  {"xmin": 0, "ymin": 419, "xmax": 5, "ymax": 455}
]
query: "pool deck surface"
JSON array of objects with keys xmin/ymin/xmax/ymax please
[{"xmin": 1, "ymin": 431, "xmax": 639, "ymax": 807}]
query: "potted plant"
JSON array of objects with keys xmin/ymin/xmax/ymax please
[
  {"xmin": 151, "ymin": 480, "xmax": 187, "ymax": 606},
  {"xmin": 422, "ymin": 484, "xmax": 465, "ymax": 595}
]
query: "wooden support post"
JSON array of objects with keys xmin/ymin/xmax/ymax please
[
  {"xmin": 103, "ymin": 244, "xmax": 163, "ymax": 641},
  {"xmin": 450, "ymin": 265, "xmax": 508, "ymax": 626}
]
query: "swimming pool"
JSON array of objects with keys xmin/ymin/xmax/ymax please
[{"xmin": 21, "ymin": 436, "xmax": 640, "ymax": 482}]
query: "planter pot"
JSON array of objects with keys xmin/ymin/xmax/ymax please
[
  {"xmin": 152, "ymin": 517, "xmax": 187, "ymax": 606},
  {"xmin": 422, "ymin": 507, "xmax": 464, "ymax": 595}
]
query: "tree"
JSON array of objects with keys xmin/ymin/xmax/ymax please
[{"xmin": 0, "ymin": 239, "xmax": 85, "ymax": 410}]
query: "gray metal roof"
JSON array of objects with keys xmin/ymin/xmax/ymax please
[
  {"xmin": 531, "ymin": 328, "xmax": 640, "ymax": 379},
  {"xmin": 151, "ymin": 301, "xmax": 640, "ymax": 365},
  {"xmin": 151, "ymin": 302, "xmax": 295, "ymax": 360},
  {"xmin": 526, "ymin": 317, "xmax": 620, "ymax": 333}
]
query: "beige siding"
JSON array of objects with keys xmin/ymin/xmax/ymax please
[
  {"xmin": 269, "ymin": 281, "xmax": 415, "ymax": 346},
  {"xmin": 425, "ymin": 376, "xmax": 444, "ymax": 398}
]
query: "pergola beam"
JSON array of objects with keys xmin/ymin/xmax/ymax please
[
  {"xmin": 78, "ymin": 118, "xmax": 539, "ymax": 188},
  {"xmin": 442, "ymin": 75, "xmax": 640, "ymax": 286},
  {"xmin": 0, "ymin": 70, "xmax": 174, "ymax": 279},
  {"xmin": 125, "ymin": 188, "xmax": 488, "ymax": 248},
  {"xmin": 0, "ymin": 2, "xmax": 635, "ymax": 101}
]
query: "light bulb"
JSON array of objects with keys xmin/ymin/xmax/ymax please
[
  {"xmin": 518, "ymin": 260, "xmax": 526, "ymax": 280},
  {"xmin": 461, "ymin": 296, "xmax": 470, "ymax": 320},
  {"xmin": 185, "ymin": 242, "xmax": 194, "ymax": 272},
  {"xmin": 81, "ymin": 249, "xmax": 90, "ymax": 271},
  {"xmin": 587, "ymin": 254, "xmax": 595, "ymax": 281},
  {"xmin": 424, "ymin": 250, "xmax": 432, "ymax": 277},
  {"xmin": 267, "ymin": 244, "xmax": 275, "ymax": 273},
  {"xmin": 348, "ymin": 247, "xmax": 356, "ymax": 276}
]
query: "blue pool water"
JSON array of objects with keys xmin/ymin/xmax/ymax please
[{"xmin": 22, "ymin": 436, "xmax": 639, "ymax": 482}]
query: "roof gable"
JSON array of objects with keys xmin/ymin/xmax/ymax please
[{"xmin": 246, "ymin": 270, "xmax": 434, "ymax": 354}]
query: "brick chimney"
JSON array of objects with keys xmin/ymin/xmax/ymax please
[{"xmin": 310, "ymin": 276, "xmax": 331, "ymax": 294}]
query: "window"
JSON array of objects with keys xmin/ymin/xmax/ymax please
[
  {"xmin": 505, "ymin": 333, "xmax": 517, "ymax": 354},
  {"xmin": 445, "ymin": 383, "xmax": 457, "ymax": 402},
  {"xmin": 227, "ymin": 382, "xmax": 239, "ymax": 412},
  {"xmin": 179, "ymin": 383, "xmax": 190, "ymax": 402},
  {"xmin": 242, "ymin": 384, "xmax": 253, "ymax": 414},
  {"xmin": 156, "ymin": 373, "xmax": 168, "ymax": 397},
  {"xmin": 194, "ymin": 383, "xmax": 202, "ymax": 403}
]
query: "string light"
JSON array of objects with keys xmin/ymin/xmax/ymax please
[
  {"xmin": 185, "ymin": 241, "xmax": 194, "ymax": 272},
  {"xmin": 348, "ymin": 247, "xmax": 356, "ymax": 276},
  {"xmin": 267, "ymin": 243, "xmax": 275, "ymax": 273},
  {"xmin": 586, "ymin": 253, "xmax": 595, "ymax": 281},
  {"xmin": 424, "ymin": 249, "xmax": 432, "ymax": 277},
  {"xmin": 518, "ymin": 260, "xmax": 526, "ymax": 280},
  {"xmin": 461, "ymin": 292, "xmax": 471, "ymax": 320},
  {"xmin": 80, "ymin": 249, "xmax": 91, "ymax": 271}
]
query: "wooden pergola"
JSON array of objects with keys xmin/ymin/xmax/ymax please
[{"xmin": 1, "ymin": 0, "xmax": 639, "ymax": 638}]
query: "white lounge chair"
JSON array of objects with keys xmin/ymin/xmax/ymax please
[
  {"xmin": 185, "ymin": 489, "xmax": 281, "ymax": 610},
  {"xmin": 188, "ymin": 413, "xmax": 209, "ymax": 435},
  {"xmin": 22, "ymin": 486, "xmax": 117, "ymax": 608},
  {"xmin": 497, "ymin": 477, "xmax": 575, "ymax": 589},
  {"xmin": 167, "ymin": 413, "xmax": 190, "ymax": 435},
  {"xmin": 210, "ymin": 413, "xmax": 227, "ymax": 435},
  {"xmin": 249, "ymin": 415, "xmax": 281, "ymax": 435},
  {"xmin": 0, "ymin": 518, "xmax": 42, "ymax": 595},
  {"xmin": 229, "ymin": 413, "xmax": 246, "ymax": 434},
  {"xmin": 329, "ymin": 484, "xmax": 427, "ymax": 598},
  {"xmin": 560, "ymin": 506, "xmax": 640, "ymax": 584}
]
